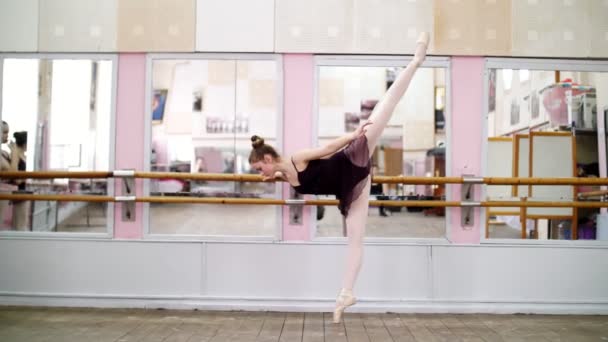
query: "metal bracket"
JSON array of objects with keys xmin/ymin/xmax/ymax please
[
  {"xmin": 462, "ymin": 176, "xmax": 484, "ymax": 184},
  {"xmin": 289, "ymin": 188, "xmax": 303, "ymax": 225},
  {"xmin": 461, "ymin": 174, "xmax": 476, "ymax": 228},
  {"xmin": 116, "ymin": 169, "xmax": 135, "ymax": 222}
]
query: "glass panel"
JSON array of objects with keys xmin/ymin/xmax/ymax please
[
  {"xmin": 316, "ymin": 65, "xmax": 447, "ymax": 238},
  {"xmin": 486, "ymin": 67, "xmax": 607, "ymax": 240},
  {"xmin": 1, "ymin": 58, "xmax": 113, "ymax": 233},
  {"xmin": 149, "ymin": 58, "xmax": 281, "ymax": 236}
]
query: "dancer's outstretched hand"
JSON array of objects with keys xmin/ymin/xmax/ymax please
[
  {"xmin": 262, "ymin": 171, "xmax": 283, "ymax": 182},
  {"xmin": 351, "ymin": 120, "xmax": 373, "ymax": 140}
]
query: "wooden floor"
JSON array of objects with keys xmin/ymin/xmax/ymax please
[{"xmin": 1, "ymin": 307, "xmax": 607, "ymax": 341}]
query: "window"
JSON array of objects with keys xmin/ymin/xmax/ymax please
[
  {"xmin": 0, "ymin": 56, "xmax": 116, "ymax": 234},
  {"xmin": 485, "ymin": 59, "xmax": 608, "ymax": 241},
  {"xmin": 146, "ymin": 55, "xmax": 282, "ymax": 237},
  {"xmin": 314, "ymin": 57, "xmax": 449, "ymax": 239}
]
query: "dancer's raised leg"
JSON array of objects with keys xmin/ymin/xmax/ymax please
[{"xmin": 365, "ymin": 32, "xmax": 430, "ymax": 152}]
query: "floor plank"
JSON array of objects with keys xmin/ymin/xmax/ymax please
[{"xmin": 0, "ymin": 307, "xmax": 607, "ymax": 342}]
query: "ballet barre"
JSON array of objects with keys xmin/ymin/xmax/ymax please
[
  {"xmin": 3, "ymin": 171, "xmax": 608, "ymax": 186},
  {"xmin": 2, "ymin": 171, "xmax": 606, "ymax": 228},
  {"xmin": 0, "ymin": 193, "xmax": 606, "ymax": 208}
]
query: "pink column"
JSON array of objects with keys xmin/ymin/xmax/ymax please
[
  {"xmin": 114, "ymin": 54, "xmax": 146, "ymax": 239},
  {"xmin": 596, "ymin": 74, "xmax": 607, "ymax": 215},
  {"xmin": 282, "ymin": 54, "xmax": 314, "ymax": 241},
  {"xmin": 448, "ymin": 57, "xmax": 484, "ymax": 243}
]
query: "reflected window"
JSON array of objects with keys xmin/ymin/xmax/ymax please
[
  {"xmin": 0, "ymin": 57, "xmax": 115, "ymax": 234},
  {"xmin": 315, "ymin": 60, "xmax": 448, "ymax": 238},
  {"xmin": 486, "ymin": 62, "xmax": 607, "ymax": 241},
  {"xmin": 148, "ymin": 57, "xmax": 282, "ymax": 236}
]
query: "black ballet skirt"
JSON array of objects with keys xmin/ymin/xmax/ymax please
[{"xmin": 292, "ymin": 135, "xmax": 371, "ymax": 217}]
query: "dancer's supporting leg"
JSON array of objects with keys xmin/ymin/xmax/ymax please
[
  {"xmin": 333, "ymin": 32, "xmax": 430, "ymax": 324},
  {"xmin": 333, "ymin": 177, "xmax": 371, "ymax": 323}
]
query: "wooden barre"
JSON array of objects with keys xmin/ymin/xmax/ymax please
[
  {"xmin": 2, "ymin": 171, "xmax": 608, "ymax": 185},
  {"xmin": 476, "ymin": 200, "xmax": 608, "ymax": 208},
  {"xmin": 134, "ymin": 172, "xmax": 466, "ymax": 184},
  {"xmin": 578, "ymin": 190, "xmax": 608, "ymax": 198},
  {"xmin": 1, "ymin": 171, "xmax": 113, "ymax": 179},
  {"xmin": 1, "ymin": 193, "xmax": 607, "ymax": 208},
  {"xmin": 484, "ymin": 177, "xmax": 608, "ymax": 186},
  {"xmin": 135, "ymin": 172, "xmax": 264, "ymax": 182},
  {"xmin": 0, "ymin": 193, "xmax": 114, "ymax": 202},
  {"xmin": 306, "ymin": 200, "xmax": 608, "ymax": 208}
]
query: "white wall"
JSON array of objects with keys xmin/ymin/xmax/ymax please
[
  {"xmin": 0, "ymin": 0, "xmax": 38, "ymax": 52},
  {"xmin": 433, "ymin": 246, "xmax": 608, "ymax": 304},
  {"xmin": 38, "ymin": 0, "xmax": 117, "ymax": 52},
  {"xmin": 1, "ymin": 239, "xmax": 606, "ymax": 314},
  {"xmin": 196, "ymin": 0, "xmax": 275, "ymax": 52}
]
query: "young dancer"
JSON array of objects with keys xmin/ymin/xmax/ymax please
[{"xmin": 249, "ymin": 32, "xmax": 430, "ymax": 323}]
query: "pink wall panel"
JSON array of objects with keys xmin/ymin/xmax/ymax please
[
  {"xmin": 449, "ymin": 57, "xmax": 484, "ymax": 243},
  {"xmin": 282, "ymin": 54, "xmax": 314, "ymax": 241},
  {"xmin": 114, "ymin": 54, "xmax": 146, "ymax": 239}
]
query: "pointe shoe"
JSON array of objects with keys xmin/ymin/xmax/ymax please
[
  {"xmin": 332, "ymin": 289, "xmax": 356, "ymax": 324},
  {"xmin": 412, "ymin": 32, "xmax": 430, "ymax": 67}
]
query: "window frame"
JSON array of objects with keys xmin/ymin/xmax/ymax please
[
  {"xmin": 311, "ymin": 55, "xmax": 452, "ymax": 244},
  {"xmin": 0, "ymin": 53, "xmax": 119, "ymax": 240},
  {"xmin": 482, "ymin": 57, "xmax": 608, "ymax": 246},
  {"xmin": 143, "ymin": 53, "xmax": 284, "ymax": 241}
]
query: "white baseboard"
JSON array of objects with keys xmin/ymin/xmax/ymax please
[{"xmin": 1, "ymin": 293, "xmax": 607, "ymax": 315}]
